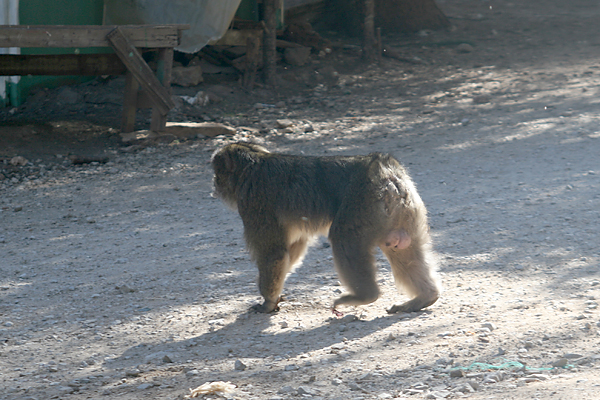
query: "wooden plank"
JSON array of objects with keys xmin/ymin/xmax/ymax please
[
  {"xmin": 0, "ymin": 25, "xmax": 189, "ymax": 48},
  {"xmin": 0, "ymin": 54, "xmax": 126, "ymax": 75},
  {"xmin": 107, "ymin": 26, "xmax": 174, "ymax": 115}
]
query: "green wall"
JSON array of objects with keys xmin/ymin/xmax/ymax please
[{"xmin": 7, "ymin": 0, "xmax": 105, "ymax": 106}]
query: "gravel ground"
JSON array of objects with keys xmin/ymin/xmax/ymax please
[{"xmin": 1, "ymin": 1, "xmax": 600, "ymax": 399}]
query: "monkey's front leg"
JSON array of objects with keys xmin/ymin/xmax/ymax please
[{"xmin": 252, "ymin": 248, "xmax": 290, "ymax": 313}]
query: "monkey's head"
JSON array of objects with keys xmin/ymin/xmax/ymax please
[{"xmin": 211, "ymin": 142, "xmax": 270, "ymax": 209}]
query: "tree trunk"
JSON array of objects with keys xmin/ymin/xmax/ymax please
[
  {"xmin": 363, "ymin": 0, "xmax": 376, "ymax": 61},
  {"xmin": 262, "ymin": 0, "xmax": 278, "ymax": 86},
  {"xmin": 328, "ymin": 0, "xmax": 451, "ymax": 37}
]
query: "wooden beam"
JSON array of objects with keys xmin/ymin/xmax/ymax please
[
  {"xmin": 0, "ymin": 25, "xmax": 189, "ymax": 48},
  {"xmin": 107, "ymin": 26, "xmax": 174, "ymax": 115},
  {"xmin": 0, "ymin": 54, "xmax": 126, "ymax": 75},
  {"xmin": 150, "ymin": 47, "xmax": 173, "ymax": 132}
]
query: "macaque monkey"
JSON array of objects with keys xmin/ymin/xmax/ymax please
[{"xmin": 211, "ymin": 142, "xmax": 441, "ymax": 314}]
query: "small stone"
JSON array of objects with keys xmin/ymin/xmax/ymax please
[
  {"xmin": 137, "ymin": 383, "xmax": 153, "ymax": 390},
  {"xmin": 456, "ymin": 43, "xmax": 474, "ymax": 53},
  {"xmin": 58, "ymin": 386, "xmax": 75, "ymax": 394},
  {"xmin": 162, "ymin": 354, "xmax": 173, "ymax": 363},
  {"xmin": 481, "ymin": 322, "xmax": 497, "ymax": 331},
  {"xmin": 473, "ymin": 94, "xmax": 492, "ymax": 104},
  {"xmin": 284, "ymin": 364, "xmax": 299, "ymax": 371},
  {"xmin": 278, "ymin": 385, "xmax": 295, "ymax": 394},
  {"xmin": 563, "ymin": 353, "xmax": 584, "ymax": 359},
  {"xmin": 10, "ymin": 156, "xmax": 28, "ymax": 166},
  {"xmin": 427, "ymin": 390, "xmax": 452, "ymax": 399},
  {"xmin": 235, "ymin": 359, "xmax": 247, "ymax": 371},
  {"xmin": 341, "ymin": 314, "xmax": 358, "ymax": 323},
  {"xmin": 297, "ymin": 386, "xmax": 316, "ymax": 395},
  {"xmin": 276, "ymin": 119, "xmax": 294, "ymax": 129},
  {"xmin": 116, "ymin": 284, "xmax": 136, "ymax": 294},
  {"xmin": 449, "ymin": 369, "xmax": 464, "ymax": 378}
]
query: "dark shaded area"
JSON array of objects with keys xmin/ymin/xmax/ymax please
[{"xmin": 327, "ymin": 0, "xmax": 451, "ymax": 36}]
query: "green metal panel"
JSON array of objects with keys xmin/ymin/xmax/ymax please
[{"xmin": 9, "ymin": 0, "xmax": 105, "ymax": 106}]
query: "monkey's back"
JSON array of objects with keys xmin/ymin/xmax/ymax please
[{"xmin": 237, "ymin": 152, "xmax": 407, "ymax": 227}]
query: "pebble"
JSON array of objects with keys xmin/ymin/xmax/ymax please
[
  {"xmin": 9, "ymin": 156, "xmax": 28, "ymax": 166},
  {"xmin": 341, "ymin": 314, "xmax": 358, "ymax": 323},
  {"xmin": 481, "ymin": 322, "xmax": 497, "ymax": 331},
  {"xmin": 276, "ymin": 119, "xmax": 294, "ymax": 129},
  {"xmin": 137, "ymin": 383, "xmax": 153, "ymax": 390},
  {"xmin": 563, "ymin": 353, "xmax": 584, "ymax": 359},
  {"xmin": 456, "ymin": 43, "xmax": 474, "ymax": 53},
  {"xmin": 449, "ymin": 369, "xmax": 464, "ymax": 378},
  {"xmin": 235, "ymin": 360, "xmax": 247, "ymax": 371},
  {"xmin": 297, "ymin": 386, "xmax": 317, "ymax": 395},
  {"xmin": 278, "ymin": 385, "xmax": 295, "ymax": 394}
]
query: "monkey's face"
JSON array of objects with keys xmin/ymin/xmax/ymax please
[
  {"xmin": 211, "ymin": 142, "xmax": 269, "ymax": 210},
  {"xmin": 211, "ymin": 159, "xmax": 238, "ymax": 210}
]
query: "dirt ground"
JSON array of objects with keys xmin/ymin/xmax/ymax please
[{"xmin": 1, "ymin": 0, "xmax": 600, "ymax": 399}]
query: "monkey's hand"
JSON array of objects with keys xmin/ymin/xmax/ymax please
[{"xmin": 331, "ymin": 308, "xmax": 344, "ymax": 317}]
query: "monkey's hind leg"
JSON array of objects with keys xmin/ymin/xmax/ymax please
[
  {"xmin": 330, "ymin": 233, "xmax": 380, "ymax": 310},
  {"xmin": 382, "ymin": 242, "xmax": 441, "ymax": 314}
]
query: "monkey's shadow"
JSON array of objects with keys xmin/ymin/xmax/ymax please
[{"xmin": 116, "ymin": 308, "xmax": 429, "ymax": 366}]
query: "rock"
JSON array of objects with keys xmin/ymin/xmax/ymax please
[
  {"xmin": 481, "ymin": 322, "xmax": 497, "ymax": 331},
  {"xmin": 276, "ymin": 119, "xmax": 294, "ymax": 129},
  {"xmin": 427, "ymin": 390, "xmax": 451, "ymax": 399},
  {"xmin": 234, "ymin": 360, "xmax": 247, "ymax": 371},
  {"xmin": 563, "ymin": 353, "xmax": 584, "ymax": 359},
  {"xmin": 341, "ymin": 314, "xmax": 358, "ymax": 323},
  {"xmin": 10, "ymin": 156, "xmax": 28, "ymax": 166},
  {"xmin": 473, "ymin": 94, "xmax": 492, "ymax": 104},
  {"xmin": 164, "ymin": 122, "xmax": 236, "ymax": 138},
  {"xmin": 297, "ymin": 386, "xmax": 317, "ymax": 395},
  {"xmin": 144, "ymin": 351, "xmax": 175, "ymax": 364},
  {"xmin": 278, "ymin": 385, "xmax": 295, "ymax": 394},
  {"xmin": 551, "ymin": 358, "xmax": 569, "ymax": 368},
  {"xmin": 137, "ymin": 383, "xmax": 153, "ymax": 390},
  {"xmin": 171, "ymin": 65, "xmax": 204, "ymax": 87},
  {"xmin": 58, "ymin": 386, "xmax": 75, "ymax": 394},
  {"xmin": 456, "ymin": 43, "xmax": 474, "ymax": 53},
  {"xmin": 116, "ymin": 284, "xmax": 136, "ymax": 294},
  {"xmin": 449, "ymin": 369, "xmax": 464, "ymax": 378},
  {"xmin": 284, "ymin": 46, "xmax": 311, "ymax": 66}
]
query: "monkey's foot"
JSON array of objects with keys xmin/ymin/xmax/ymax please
[
  {"xmin": 331, "ymin": 308, "xmax": 344, "ymax": 317},
  {"xmin": 387, "ymin": 296, "xmax": 438, "ymax": 314},
  {"xmin": 251, "ymin": 296, "xmax": 283, "ymax": 313}
]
